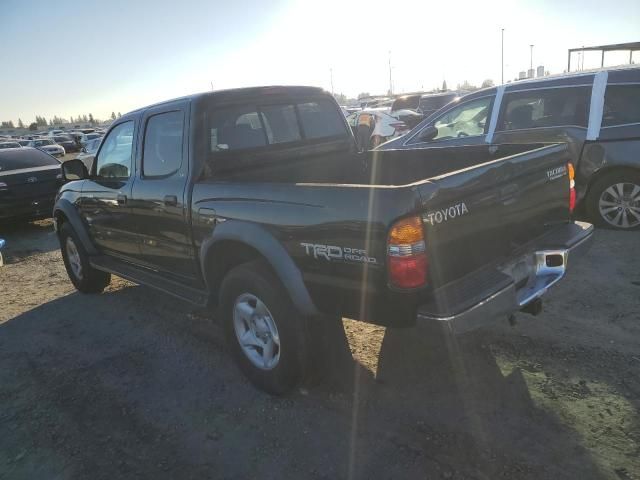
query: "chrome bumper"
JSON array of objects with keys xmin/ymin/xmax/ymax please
[{"xmin": 416, "ymin": 221, "xmax": 594, "ymax": 334}]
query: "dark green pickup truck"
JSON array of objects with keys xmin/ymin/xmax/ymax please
[{"xmin": 54, "ymin": 86, "xmax": 593, "ymax": 393}]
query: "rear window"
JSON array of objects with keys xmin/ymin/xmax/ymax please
[
  {"xmin": 419, "ymin": 94, "xmax": 457, "ymax": 114},
  {"xmin": 602, "ymin": 84, "xmax": 640, "ymax": 127},
  {"xmin": 498, "ymin": 86, "xmax": 591, "ymax": 130},
  {"xmin": 297, "ymin": 99, "xmax": 346, "ymax": 139},
  {"xmin": 392, "ymin": 95, "xmax": 421, "ymax": 112},
  {"xmin": 54, "ymin": 136, "xmax": 70, "ymax": 142},
  {"xmin": 0, "ymin": 148, "xmax": 60, "ymax": 172},
  {"xmin": 208, "ymin": 99, "xmax": 347, "ymax": 152}
]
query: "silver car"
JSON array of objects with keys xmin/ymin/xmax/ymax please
[{"xmin": 27, "ymin": 138, "xmax": 65, "ymax": 157}]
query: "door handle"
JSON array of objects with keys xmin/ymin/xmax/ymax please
[
  {"xmin": 163, "ymin": 195, "xmax": 178, "ymax": 207},
  {"xmin": 117, "ymin": 194, "xmax": 127, "ymax": 205}
]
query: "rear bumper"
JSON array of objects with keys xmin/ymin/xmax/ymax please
[
  {"xmin": 416, "ymin": 221, "xmax": 594, "ymax": 334},
  {"xmin": 0, "ymin": 197, "xmax": 56, "ymax": 221}
]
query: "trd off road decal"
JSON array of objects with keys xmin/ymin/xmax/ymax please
[
  {"xmin": 423, "ymin": 202, "xmax": 469, "ymax": 226},
  {"xmin": 547, "ymin": 165, "xmax": 567, "ymax": 181},
  {"xmin": 300, "ymin": 243, "xmax": 378, "ymax": 264}
]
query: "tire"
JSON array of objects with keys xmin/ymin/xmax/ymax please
[
  {"xmin": 59, "ymin": 223, "xmax": 111, "ymax": 293},
  {"xmin": 586, "ymin": 169, "xmax": 640, "ymax": 230},
  {"xmin": 219, "ymin": 260, "xmax": 309, "ymax": 395}
]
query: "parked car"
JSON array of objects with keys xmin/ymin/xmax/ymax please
[
  {"xmin": 27, "ymin": 138, "xmax": 65, "ymax": 157},
  {"xmin": 76, "ymin": 137, "xmax": 101, "ymax": 171},
  {"xmin": 0, "ymin": 141, "xmax": 22, "ymax": 149},
  {"xmin": 55, "ymin": 85, "xmax": 592, "ymax": 394},
  {"xmin": 390, "ymin": 93, "xmax": 422, "ymax": 112},
  {"xmin": 346, "ymin": 109, "xmax": 410, "ymax": 149},
  {"xmin": 53, "ymin": 135, "xmax": 80, "ymax": 153},
  {"xmin": 80, "ymin": 132, "xmax": 102, "ymax": 146},
  {"xmin": 378, "ymin": 66, "xmax": 640, "ymax": 230},
  {"xmin": 0, "ymin": 147, "xmax": 64, "ymax": 222},
  {"xmin": 0, "ymin": 237, "xmax": 4, "ymax": 266},
  {"xmin": 47, "ymin": 129, "xmax": 65, "ymax": 137}
]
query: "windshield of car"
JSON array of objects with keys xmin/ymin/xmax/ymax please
[
  {"xmin": 34, "ymin": 139, "xmax": 54, "ymax": 146},
  {"xmin": 54, "ymin": 136, "xmax": 70, "ymax": 142}
]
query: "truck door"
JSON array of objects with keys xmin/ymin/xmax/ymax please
[
  {"xmin": 129, "ymin": 104, "xmax": 200, "ymax": 285},
  {"xmin": 80, "ymin": 120, "xmax": 140, "ymax": 261}
]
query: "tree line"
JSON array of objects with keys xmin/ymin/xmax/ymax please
[{"xmin": 1, "ymin": 112, "xmax": 123, "ymax": 131}]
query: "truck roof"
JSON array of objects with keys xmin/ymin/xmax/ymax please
[{"xmin": 124, "ymin": 85, "xmax": 327, "ymax": 118}]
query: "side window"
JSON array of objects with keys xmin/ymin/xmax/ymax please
[
  {"xmin": 297, "ymin": 99, "xmax": 346, "ymax": 139},
  {"xmin": 143, "ymin": 111, "xmax": 184, "ymax": 177},
  {"xmin": 602, "ymin": 84, "xmax": 640, "ymax": 127},
  {"xmin": 429, "ymin": 96, "xmax": 492, "ymax": 141},
  {"xmin": 498, "ymin": 86, "xmax": 591, "ymax": 131},
  {"xmin": 95, "ymin": 121, "xmax": 134, "ymax": 179}
]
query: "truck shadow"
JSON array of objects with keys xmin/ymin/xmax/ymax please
[
  {"xmin": 315, "ymin": 321, "xmax": 612, "ymax": 480},
  {"xmin": 0, "ymin": 287, "xmax": 617, "ymax": 480}
]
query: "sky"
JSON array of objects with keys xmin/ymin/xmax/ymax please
[{"xmin": 1, "ymin": 0, "xmax": 639, "ymax": 125}]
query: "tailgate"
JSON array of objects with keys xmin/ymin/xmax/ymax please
[{"xmin": 417, "ymin": 143, "xmax": 571, "ymax": 287}]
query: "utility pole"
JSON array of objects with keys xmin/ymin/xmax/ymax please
[
  {"xmin": 529, "ymin": 44, "xmax": 534, "ymax": 71},
  {"xmin": 388, "ymin": 51, "xmax": 393, "ymax": 95},
  {"xmin": 501, "ymin": 28, "xmax": 504, "ymax": 84},
  {"xmin": 330, "ymin": 68, "xmax": 334, "ymax": 96}
]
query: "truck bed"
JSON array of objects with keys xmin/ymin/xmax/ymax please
[
  {"xmin": 195, "ymin": 141, "xmax": 573, "ymax": 322},
  {"xmin": 205, "ymin": 141, "xmax": 547, "ymax": 186}
]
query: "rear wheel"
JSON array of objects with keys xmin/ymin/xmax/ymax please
[
  {"xmin": 586, "ymin": 170, "xmax": 640, "ymax": 230},
  {"xmin": 219, "ymin": 260, "xmax": 309, "ymax": 394},
  {"xmin": 59, "ymin": 223, "xmax": 111, "ymax": 293}
]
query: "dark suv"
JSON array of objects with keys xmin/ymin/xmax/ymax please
[{"xmin": 379, "ymin": 66, "xmax": 640, "ymax": 230}]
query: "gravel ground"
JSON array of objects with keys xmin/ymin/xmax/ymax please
[{"xmin": 0, "ymin": 220, "xmax": 638, "ymax": 480}]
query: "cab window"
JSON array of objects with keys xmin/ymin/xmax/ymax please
[{"xmin": 142, "ymin": 111, "xmax": 184, "ymax": 177}]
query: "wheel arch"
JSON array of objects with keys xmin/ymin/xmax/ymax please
[
  {"xmin": 584, "ymin": 165, "xmax": 640, "ymax": 202},
  {"xmin": 53, "ymin": 199, "xmax": 99, "ymax": 255},
  {"xmin": 200, "ymin": 221, "xmax": 318, "ymax": 316}
]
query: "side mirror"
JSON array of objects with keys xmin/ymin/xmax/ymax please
[
  {"xmin": 62, "ymin": 159, "xmax": 88, "ymax": 181},
  {"xmin": 418, "ymin": 125, "xmax": 438, "ymax": 142}
]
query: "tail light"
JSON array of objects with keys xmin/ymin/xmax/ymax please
[
  {"xmin": 387, "ymin": 216, "xmax": 428, "ymax": 289},
  {"xmin": 568, "ymin": 162, "xmax": 576, "ymax": 213}
]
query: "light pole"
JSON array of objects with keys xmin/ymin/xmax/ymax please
[
  {"xmin": 501, "ymin": 28, "xmax": 504, "ymax": 84},
  {"xmin": 529, "ymin": 44, "xmax": 534, "ymax": 72},
  {"xmin": 330, "ymin": 68, "xmax": 334, "ymax": 96},
  {"xmin": 388, "ymin": 51, "xmax": 393, "ymax": 95}
]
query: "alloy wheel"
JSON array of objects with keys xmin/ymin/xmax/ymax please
[
  {"xmin": 233, "ymin": 293, "xmax": 281, "ymax": 370},
  {"xmin": 598, "ymin": 182, "xmax": 640, "ymax": 229}
]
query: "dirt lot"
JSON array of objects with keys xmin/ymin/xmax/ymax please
[{"xmin": 0, "ymin": 221, "xmax": 638, "ymax": 480}]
